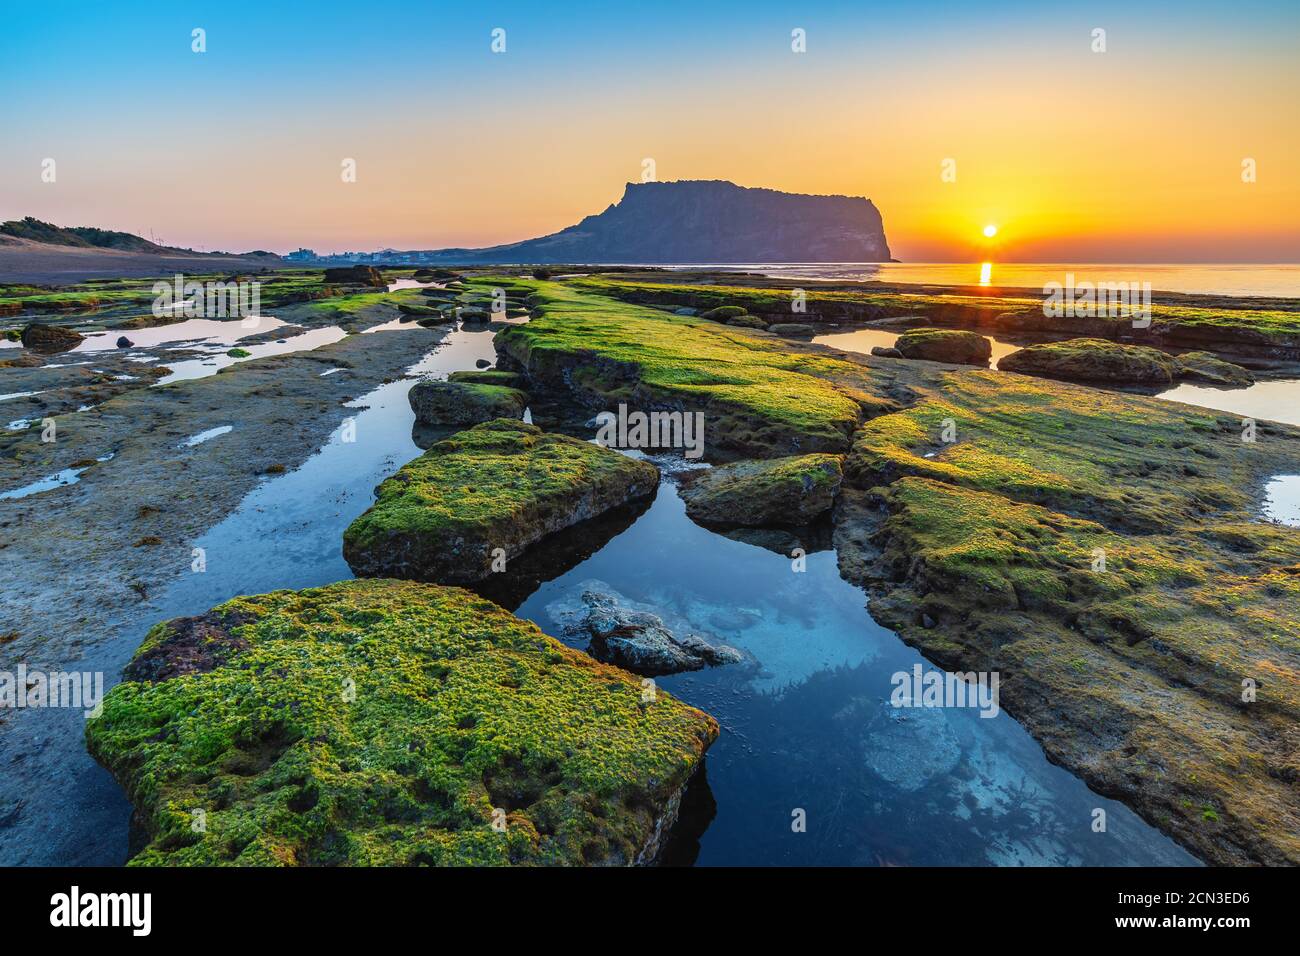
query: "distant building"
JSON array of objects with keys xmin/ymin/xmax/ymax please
[{"xmin": 285, "ymin": 247, "xmax": 318, "ymax": 261}]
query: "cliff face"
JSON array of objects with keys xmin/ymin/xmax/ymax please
[{"xmin": 430, "ymin": 180, "xmax": 891, "ymax": 263}]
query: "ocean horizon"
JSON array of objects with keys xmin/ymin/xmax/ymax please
[{"xmin": 657, "ymin": 262, "xmax": 1300, "ymax": 298}]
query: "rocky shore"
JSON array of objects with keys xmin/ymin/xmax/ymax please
[
  {"xmin": 6, "ymin": 267, "xmax": 1298, "ymax": 867},
  {"xmin": 487, "ymin": 276, "xmax": 1300, "ymax": 864}
]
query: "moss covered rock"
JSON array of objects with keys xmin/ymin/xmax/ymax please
[
  {"xmin": 85, "ymin": 579, "xmax": 717, "ymax": 866},
  {"xmin": 1000, "ymin": 337, "xmax": 1176, "ymax": 384},
  {"xmin": 894, "ymin": 328, "xmax": 992, "ymax": 366},
  {"xmin": 397, "ymin": 302, "xmax": 442, "ymax": 318},
  {"xmin": 724, "ymin": 315, "xmax": 767, "ymax": 329},
  {"xmin": 343, "ymin": 420, "xmax": 660, "ymax": 583},
  {"xmin": 493, "ymin": 280, "xmax": 878, "ymax": 458},
  {"xmin": 447, "ymin": 369, "xmax": 526, "ymax": 388},
  {"xmin": 838, "ymin": 369, "xmax": 1300, "ymax": 865},
  {"xmin": 768, "ymin": 323, "xmax": 815, "ymax": 336},
  {"xmin": 699, "ymin": 305, "xmax": 748, "ymax": 321},
  {"xmin": 679, "ymin": 454, "xmax": 843, "ymax": 527},
  {"xmin": 408, "ymin": 380, "xmax": 527, "ymax": 427},
  {"xmin": 1175, "ymin": 351, "xmax": 1255, "ymax": 388}
]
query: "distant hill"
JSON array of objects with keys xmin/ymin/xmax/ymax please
[
  {"xmin": 0, "ymin": 217, "xmax": 274, "ymax": 258},
  {"xmin": 0, "ymin": 218, "xmax": 282, "ymax": 284},
  {"xmin": 417, "ymin": 180, "xmax": 893, "ymax": 264},
  {"xmin": 0, "ymin": 217, "xmax": 181, "ymax": 253}
]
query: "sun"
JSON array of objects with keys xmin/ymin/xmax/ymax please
[{"xmin": 982, "ymin": 224, "xmax": 998, "ymax": 238}]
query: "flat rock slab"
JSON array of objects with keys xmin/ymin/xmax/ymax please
[
  {"xmin": 1000, "ymin": 337, "xmax": 1176, "ymax": 384},
  {"xmin": 86, "ymin": 579, "xmax": 718, "ymax": 865},
  {"xmin": 408, "ymin": 379, "xmax": 527, "ymax": 426},
  {"xmin": 343, "ymin": 419, "xmax": 660, "ymax": 583},
  {"xmin": 679, "ymin": 453, "xmax": 843, "ymax": 527},
  {"xmin": 1175, "ymin": 351, "xmax": 1255, "ymax": 388}
]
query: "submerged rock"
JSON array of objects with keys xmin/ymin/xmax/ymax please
[
  {"xmin": 85, "ymin": 579, "xmax": 718, "ymax": 865},
  {"xmin": 999, "ymin": 337, "xmax": 1176, "ymax": 384},
  {"xmin": 1175, "ymin": 351, "xmax": 1255, "ymax": 388},
  {"xmin": 894, "ymin": 328, "xmax": 992, "ymax": 366},
  {"xmin": 343, "ymin": 420, "xmax": 659, "ymax": 583},
  {"xmin": 862, "ymin": 702, "xmax": 962, "ymax": 792},
  {"xmin": 407, "ymin": 379, "xmax": 527, "ymax": 426},
  {"xmin": 548, "ymin": 582, "xmax": 744, "ymax": 676},
  {"xmin": 679, "ymin": 454, "xmax": 843, "ymax": 527},
  {"xmin": 20, "ymin": 323, "xmax": 84, "ymax": 354},
  {"xmin": 323, "ymin": 265, "xmax": 385, "ymax": 287}
]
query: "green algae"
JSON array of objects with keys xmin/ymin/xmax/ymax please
[
  {"xmin": 840, "ymin": 369, "xmax": 1300, "ymax": 864},
  {"xmin": 491, "ymin": 279, "xmax": 878, "ymax": 458},
  {"xmin": 568, "ymin": 275, "xmax": 1300, "ymax": 339},
  {"xmin": 447, "ymin": 369, "xmax": 526, "ymax": 388},
  {"xmin": 681, "ymin": 453, "xmax": 843, "ymax": 527},
  {"xmin": 999, "ymin": 337, "xmax": 1177, "ymax": 384},
  {"xmin": 85, "ymin": 578, "xmax": 718, "ymax": 866},
  {"xmin": 343, "ymin": 419, "xmax": 659, "ymax": 582}
]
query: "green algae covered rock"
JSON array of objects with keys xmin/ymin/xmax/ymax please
[
  {"xmin": 494, "ymin": 280, "xmax": 872, "ymax": 458},
  {"xmin": 999, "ymin": 337, "xmax": 1176, "ymax": 384},
  {"xmin": 679, "ymin": 454, "xmax": 843, "ymax": 527},
  {"xmin": 85, "ymin": 579, "xmax": 718, "ymax": 866},
  {"xmin": 1175, "ymin": 351, "xmax": 1255, "ymax": 388},
  {"xmin": 699, "ymin": 305, "xmax": 748, "ymax": 321},
  {"xmin": 894, "ymin": 328, "xmax": 992, "ymax": 366},
  {"xmin": 838, "ymin": 369, "xmax": 1300, "ymax": 865},
  {"xmin": 407, "ymin": 379, "xmax": 527, "ymax": 426},
  {"xmin": 343, "ymin": 420, "xmax": 660, "ymax": 583},
  {"xmin": 397, "ymin": 302, "xmax": 442, "ymax": 317},
  {"xmin": 724, "ymin": 314, "xmax": 767, "ymax": 329},
  {"xmin": 447, "ymin": 369, "xmax": 526, "ymax": 389}
]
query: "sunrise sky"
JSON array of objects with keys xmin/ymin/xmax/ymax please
[{"xmin": 2, "ymin": 0, "xmax": 1297, "ymax": 261}]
